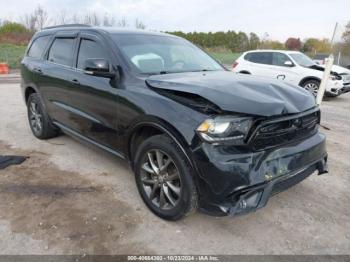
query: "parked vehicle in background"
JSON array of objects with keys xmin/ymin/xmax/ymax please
[
  {"xmin": 313, "ymin": 54, "xmax": 350, "ymax": 92},
  {"xmin": 21, "ymin": 25, "xmax": 328, "ymax": 220},
  {"xmin": 232, "ymin": 50, "xmax": 344, "ymax": 97},
  {"xmin": 313, "ymin": 53, "xmax": 329, "ymax": 65},
  {"xmin": 330, "ymin": 65, "xmax": 350, "ymax": 93}
]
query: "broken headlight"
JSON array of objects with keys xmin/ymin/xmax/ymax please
[
  {"xmin": 330, "ymin": 75, "xmax": 342, "ymax": 81},
  {"xmin": 196, "ymin": 116, "xmax": 253, "ymax": 144}
]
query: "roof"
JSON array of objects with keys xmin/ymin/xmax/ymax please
[
  {"xmin": 245, "ymin": 49, "xmax": 301, "ymax": 54},
  {"xmin": 95, "ymin": 27, "xmax": 170, "ymax": 36},
  {"xmin": 39, "ymin": 24, "xmax": 173, "ymax": 37}
]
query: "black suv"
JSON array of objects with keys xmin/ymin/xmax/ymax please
[{"xmin": 21, "ymin": 25, "xmax": 328, "ymax": 220}]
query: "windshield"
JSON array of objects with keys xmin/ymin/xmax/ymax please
[
  {"xmin": 112, "ymin": 34, "xmax": 224, "ymax": 74},
  {"xmin": 289, "ymin": 53, "xmax": 315, "ymax": 67}
]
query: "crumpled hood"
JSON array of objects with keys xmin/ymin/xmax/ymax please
[
  {"xmin": 323, "ymin": 64, "xmax": 350, "ymax": 75},
  {"xmin": 146, "ymin": 71, "xmax": 316, "ymax": 117},
  {"xmin": 311, "ymin": 64, "xmax": 350, "ymax": 75}
]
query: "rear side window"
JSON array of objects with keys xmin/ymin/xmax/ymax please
[
  {"xmin": 48, "ymin": 38, "xmax": 75, "ymax": 66},
  {"xmin": 244, "ymin": 52, "xmax": 272, "ymax": 65},
  {"xmin": 77, "ymin": 39, "xmax": 108, "ymax": 69},
  {"xmin": 27, "ymin": 35, "xmax": 51, "ymax": 59}
]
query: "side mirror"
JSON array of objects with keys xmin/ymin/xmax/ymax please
[
  {"xmin": 84, "ymin": 58, "xmax": 116, "ymax": 78},
  {"xmin": 284, "ymin": 61, "xmax": 294, "ymax": 67}
]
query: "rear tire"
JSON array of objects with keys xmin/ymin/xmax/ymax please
[
  {"xmin": 27, "ymin": 93, "xmax": 59, "ymax": 139},
  {"xmin": 134, "ymin": 135, "xmax": 197, "ymax": 221}
]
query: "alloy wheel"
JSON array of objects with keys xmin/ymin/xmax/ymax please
[
  {"xmin": 304, "ymin": 82, "xmax": 319, "ymax": 97},
  {"xmin": 140, "ymin": 149, "xmax": 182, "ymax": 210},
  {"xmin": 29, "ymin": 101, "xmax": 43, "ymax": 134}
]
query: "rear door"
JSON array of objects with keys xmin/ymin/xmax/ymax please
[
  {"xmin": 244, "ymin": 52, "xmax": 274, "ymax": 78},
  {"xmin": 21, "ymin": 34, "xmax": 52, "ymax": 92},
  {"xmin": 37, "ymin": 32, "xmax": 79, "ymax": 126}
]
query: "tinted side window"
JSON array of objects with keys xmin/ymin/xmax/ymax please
[
  {"xmin": 27, "ymin": 35, "xmax": 51, "ymax": 59},
  {"xmin": 77, "ymin": 39, "xmax": 108, "ymax": 69},
  {"xmin": 245, "ymin": 52, "xmax": 272, "ymax": 65},
  {"xmin": 48, "ymin": 38, "xmax": 75, "ymax": 66},
  {"xmin": 273, "ymin": 53, "xmax": 292, "ymax": 66}
]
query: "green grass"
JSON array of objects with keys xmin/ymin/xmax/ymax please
[
  {"xmin": 0, "ymin": 43, "xmax": 26, "ymax": 69},
  {"xmin": 207, "ymin": 51, "xmax": 241, "ymax": 66}
]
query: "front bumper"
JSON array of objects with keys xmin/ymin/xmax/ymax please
[
  {"xmin": 192, "ymin": 132, "xmax": 327, "ymax": 216},
  {"xmin": 228, "ymin": 157, "xmax": 327, "ymax": 216},
  {"xmin": 325, "ymin": 80, "xmax": 343, "ymax": 96}
]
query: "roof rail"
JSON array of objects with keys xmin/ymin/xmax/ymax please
[{"xmin": 43, "ymin": 24, "xmax": 92, "ymax": 30}]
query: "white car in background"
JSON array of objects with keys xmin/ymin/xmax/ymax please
[
  {"xmin": 232, "ymin": 50, "xmax": 346, "ymax": 97},
  {"xmin": 330, "ymin": 64, "xmax": 350, "ymax": 93},
  {"xmin": 313, "ymin": 53, "xmax": 329, "ymax": 65}
]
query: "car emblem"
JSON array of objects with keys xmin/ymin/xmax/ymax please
[{"xmin": 293, "ymin": 118, "xmax": 302, "ymax": 128}]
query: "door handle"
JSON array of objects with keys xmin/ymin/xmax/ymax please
[
  {"xmin": 71, "ymin": 79, "xmax": 80, "ymax": 85},
  {"xmin": 34, "ymin": 68, "xmax": 43, "ymax": 75}
]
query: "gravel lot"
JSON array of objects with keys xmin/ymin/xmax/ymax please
[{"xmin": 0, "ymin": 76, "xmax": 349, "ymax": 255}]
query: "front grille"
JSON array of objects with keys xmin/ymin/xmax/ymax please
[
  {"xmin": 251, "ymin": 110, "xmax": 320, "ymax": 150},
  {"xmin": 271, "ymin": 165, "xmax": 315, "ymax": 196}
]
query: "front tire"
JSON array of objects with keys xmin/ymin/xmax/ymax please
[
  {"xmin": 134, "ymin": 135, "xmax": 198, "ymax": 221},
  {"xmin": 302, "ymin": 80, "xmax": 320, "ymax": 97},
  {"xmin": 27, "ymin": 93, "xmax": 59, "ymax": 139}
]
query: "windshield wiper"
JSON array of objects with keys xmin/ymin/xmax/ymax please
[
  {"xmin": 145, "ymin": 69, "xmax": 217, "ymax": 76},
  {"xmin": 141, "ymin": 71, "xmax": 170, "ymax": 76},
  {"xmin": 187, "ymin": 69, "xmax": 217, "ymax": 73}
]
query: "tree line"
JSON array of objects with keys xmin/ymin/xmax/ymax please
[
  {"xmin": 167, "ymin": 31, "xmax": 337, "ymax": 55},
  {"xmin": 167, "ymin": 31, "xmax": 260, "ymax": 53},
  {"xmin": 16, "ymin": 6, "xmax": 146, "ymax": 31},
  {"xmin": 0, "ymin": 5, "xmax": 147, "ymax": 44},
  {"xmin": 0, "ymin": 5, "xmax": 350, "ymax": 62}
]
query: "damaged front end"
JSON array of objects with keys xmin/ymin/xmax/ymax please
[
  {"xmin": 191, "ymin": 107, "xmax": 328, "ymax": 216},
  {"xmin": 146, "ymin": 71, "xmax": 328, "ymax": 217}
]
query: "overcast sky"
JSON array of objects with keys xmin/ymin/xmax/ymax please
[{"xmin": 0, "ymin": 0, "xmax": 349, "ymax": 41}]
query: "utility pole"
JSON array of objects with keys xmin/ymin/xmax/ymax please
[
  {"xmin": 337, "ymin": 52, "xmax": 341, "ymax": 65},
  {"xmin": 316, "ymin": 22, "xmax": 338, "ymax": 105},
  {"xmin": 330, "ymin": 22, "xmax": 338, "ymax": 45}
]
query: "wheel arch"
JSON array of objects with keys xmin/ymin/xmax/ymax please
[
  {"xmin": 24, "ymin": 86, "xmax": 37, "ymax": 103},
  {"xmin": 126, "ymin": 117, "xmax": 195, "ymax": 172},
  {"xmin": 23, "ymin": 85, "xmax": 49, "ymax": 111},
  {"xmin": 299, "ymin": 76, "xmax": 321, "ymax": 87}
]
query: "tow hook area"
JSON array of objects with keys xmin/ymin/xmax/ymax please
[
  {"xmin": 317, "ymin": 157, "xmax": 329, "ymax": 175},
  {"xmin": 227, "ymin": 157, "xmax": 328, "ymax": 217},
  {"xmin": 228, "ymin": 190, "xmax": 264, "ymax": 216},
  {"xmin": 330, "ymin": 88, "xmax": 341, "ymax": 96}
]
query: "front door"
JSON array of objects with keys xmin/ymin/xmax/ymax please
[
  {"xmin": 269, "ymin": 52, "xmax": 299, "ymax": 85},
  {"xmin": 62, "ymin": 33, "xmax": 121, "ymax": 152}
]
